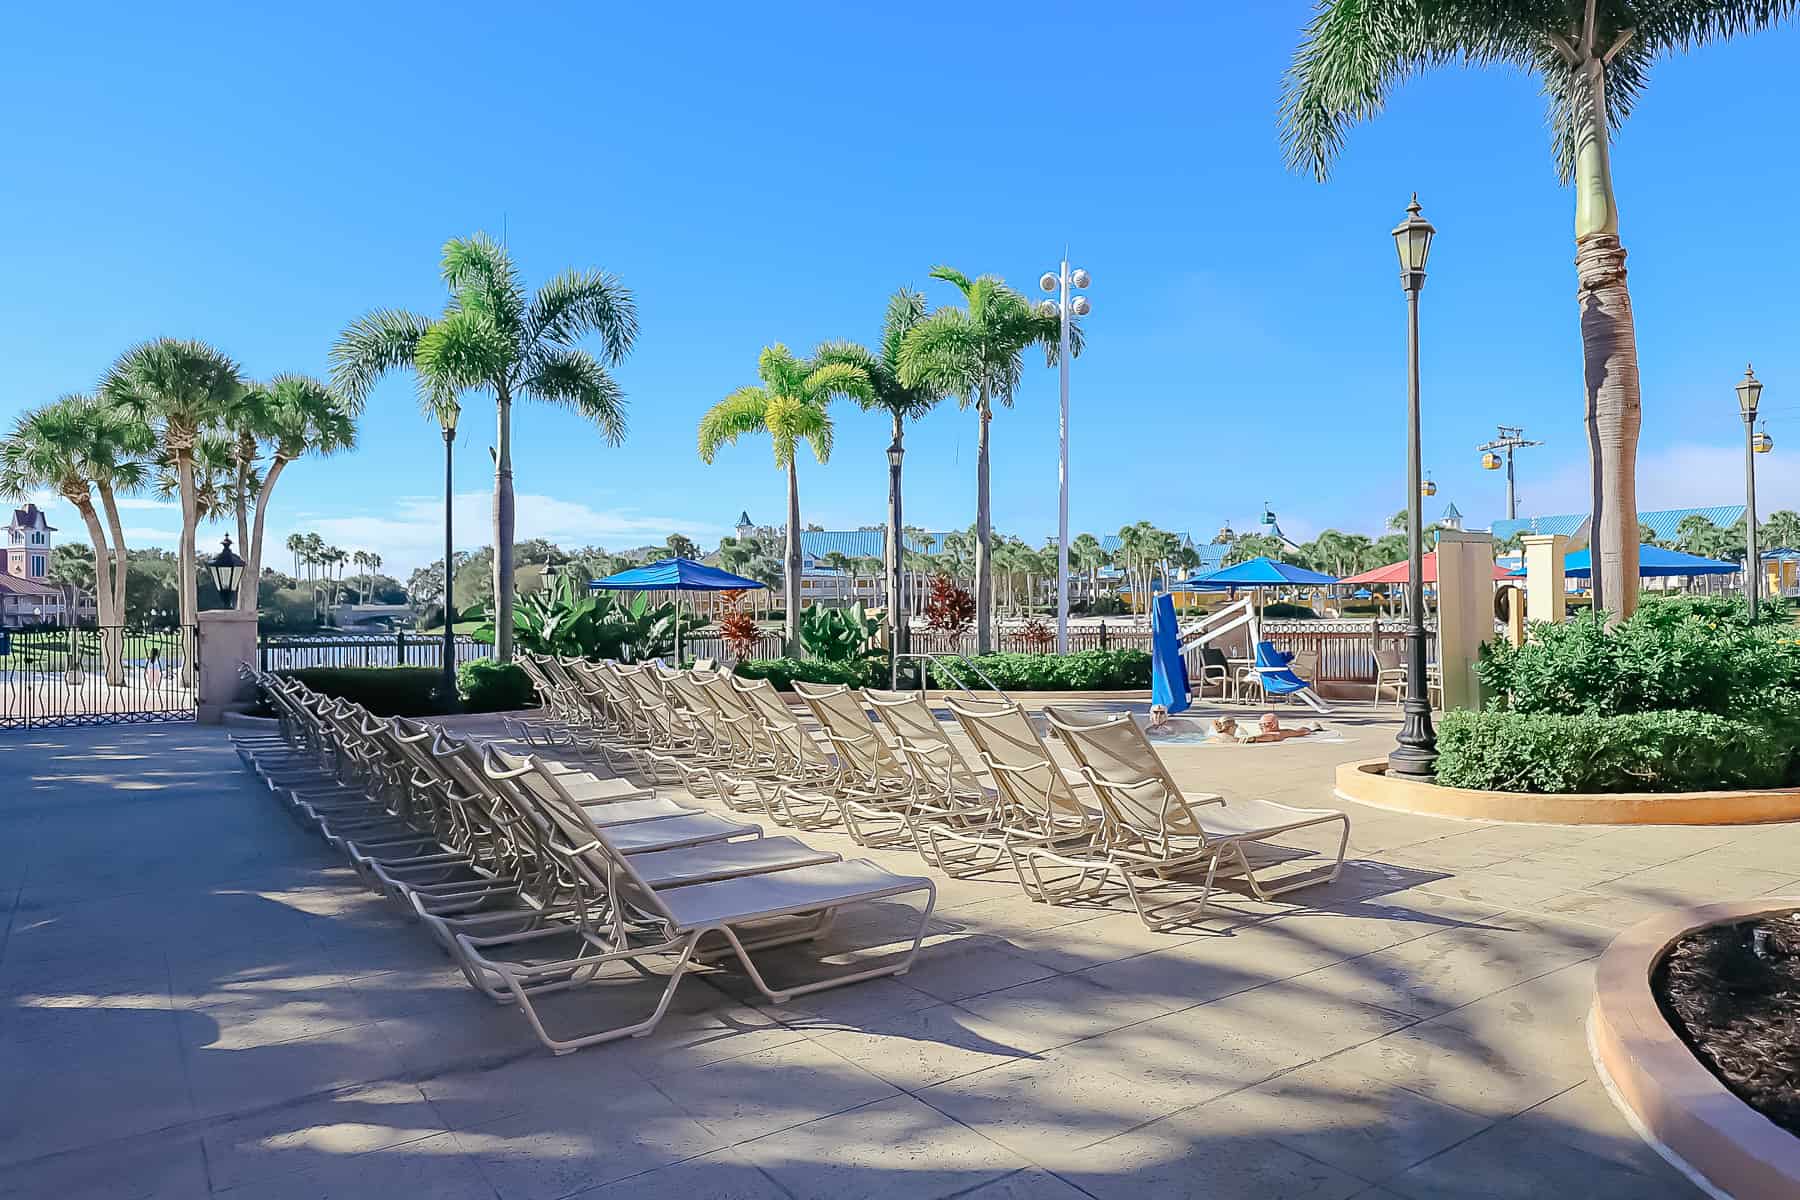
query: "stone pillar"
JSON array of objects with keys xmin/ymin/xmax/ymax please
[
  {"xmin": 1435, "ymin": 529, "xmax": 1495, "ymax": 712},
  {"xmin": 1522, "ymin": 534, "xmax": 1569, "ymax": 627},
  {"xmin": 196, "ymin": 608, "xmax": 258, "ymax": 724}
]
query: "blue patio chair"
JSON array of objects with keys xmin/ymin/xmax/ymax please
[{"xmin": 1243, "ymin": 640, "xmax": 1332, "ymax": 714}]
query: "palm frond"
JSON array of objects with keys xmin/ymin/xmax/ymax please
[
  {"xmin": 766, "ymin": 394, "xmax": 833, "ymax": 466},
  {"xmin": 524, "ymin": 269, "xmax": 638, "ymax": 362},
  {"xmin": 801, "ymin": 359, "xmax": 873, "ymax": 409},
  {"xmin": 1636, "ymin": 1, "xmax": 1800, "ymax": 49},
  {"xmin": 697, "ymin": 386, "xmax": 771, "ymax": 464},
  {"xmin": 897, "ymin": 310, "xmax": 981, "ymax": 405},
  {"xmin": 100, "ymin": 338, "xmax": 244, "ymax": 439},
  {"xmin": 415, "ymin": 308, "xmax": 515, "ymax": 394},
  {"xmin": 1279, "ymin": 0, "xmax": 1539, "ymax": 181},
  {"xmin": 440, "ymin": 233, "xmax": 525, "ymax": 337},
  {"xmin": 755, "ymin": 343, "xmax": 810, "ymax": 397},
  {"xmin": 521, "ymin": 346, "xmax": 628, "ymax": 445},
  {"xmin": 926, "ymin": 264, "xmax": 976, "ymax": 298},
  {"xmin": 265, "ymin": 374, "xmax": 358, "ymax": 460},
  {"xmin": 329, "ymin": 308, "xmax": 433, "ymax": 405}
]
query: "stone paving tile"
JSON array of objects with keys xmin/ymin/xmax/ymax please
[
  {"xmin": 1381, "ymin": 1106, "xmax": 1699, "ymax": 1199},
  {"xmin": 736, "ymin": 1093, "xmax": 1029, "ymax": 1200},
  {"xmin": 1194, "ymin": 1055, "xmax": 1493, "ymax": 1184},
  {"xmin": 182, "ymin": 1018, "xmax": 408, "ymax": 1119},
  {"xmin": 211, "ymin": 1131, "xmax": 496, "ymax": 1200},
  {"xmin": 452, "ymin": 1087, "xmax": 723, "ymax": 1200},
  {"xmin": 917, "ymin": 1046, "xmax": 1190, "ymax": 1156},
  {"xmin": 1044, "ymin": 1108, "xmax": 1368, "ymax": 1200},
  {"xmin": 650, "ymin": 1037, "xmax": 899, "ymax": 1142},
  {"xmin": 198, "ymin": 1080, "xmax": 447, "ymax": 1190},
  {"xmin": 569, "ymin": 1146, "xmax": 791, "ymax": 1198},
  {"xmin": 810, "ymin": 1001, "xmax": 1042, "ymax": 1090},
  {"xmin": 947, "ymin": 1167, "xmax": 1096, "ymax": 1199},
  {"xmin": 952, "ymin": 970, "xmax": 1175, "ymax": 1053},
  {"xmin": 0, "ymin": 1126, "xmax": 208, "ymax": 1200}
]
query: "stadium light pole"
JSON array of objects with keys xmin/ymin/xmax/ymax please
[{"xmin": 1039, "ymin": 259, "xmax": 1090, "ymax": 655}]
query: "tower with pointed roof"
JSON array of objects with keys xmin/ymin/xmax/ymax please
[{"xmin": 5, "ymin": 504, "xmax": 54, "ymax": 581}]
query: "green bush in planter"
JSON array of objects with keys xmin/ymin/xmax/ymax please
[
  {"xmin": 1435, "ymin": 709, "xmax": 1800, "ymax": 794},
  {"xmin": 458, "ymin": 659, "xmax": 537, "ymax": 713},
  {"xmin": 278, "ymin": 667, "xmax": 453, "ymax": 717}
]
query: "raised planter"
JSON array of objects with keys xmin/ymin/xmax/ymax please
[
  {"xmin": 1334, "ymin": 759, "xmax": 1800, "ymax": 826},
  {"xmin": 1589, "ymin": 900, "xmax": 1800, "ymax": 1200}
]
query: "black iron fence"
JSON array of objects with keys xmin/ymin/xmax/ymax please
[
  {"xmin": 258, "ymin": 632, "xmax": 492, "ymax": 672},
  {"xmin": 0, "ymin": 625, "xmax": 197, "ymax": 729}
]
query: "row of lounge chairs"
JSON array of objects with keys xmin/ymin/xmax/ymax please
[
  {"xmin": 232, "ymin": 668, "xmax": 936, "ymax": 1054},
  {"xmin": 511, "ymin": 654, "xmax": 1349, "ymax": 932}
]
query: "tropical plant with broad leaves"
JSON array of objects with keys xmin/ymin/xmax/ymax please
[
  {"xmin": 331, "ymin": 233, "xmax": 637, "ymax": 662},
  {"xmin": 467, "ymin": 571, "xmax": 675, "ymax": 662},
  {"xmin": 1281, "ymin": 0, "xmax": 1799, "ymax": 623},
  {"xmin": 697, "ymin": 344, "xmax": 871, "ymax": 653},
  {"xmin": 899, "ymin": 267, "xmax": 1074, "ymax": 653},
  {"xmin": 797, "ymin": 601, "xmax": 881, "ymax": 666}
]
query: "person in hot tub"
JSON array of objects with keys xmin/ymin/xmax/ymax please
[{"xmin": 1210, "ymin": 713, "xmax": 1320, "ymax": 744}]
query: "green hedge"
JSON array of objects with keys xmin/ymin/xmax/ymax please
[
  {"xmin": 927, "ymin": 648, "xmax": 1151, "ymax": 692},
  {"xmin": 1435, "ymin": 709, "xmax": 1800, "ymax": 794},
  {"xmin": 733, "ymin": 657, "xmax": 875, "ymax": 692},
  {"xmin": 278, "ymin": 667, "xmax": 454, "ymax": 717},
  {"xmin": 458, "ymin": 659, "xmax": 537, "ymax": 713}
]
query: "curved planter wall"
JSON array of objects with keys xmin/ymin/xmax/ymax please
[
  {"xmin": 1589, "ymin": 900, "xmax": 1800, "ymax": 1200},
  {"xmin": 1334, "ymin": 760, "xmax": 1800, "ymax": 826}
]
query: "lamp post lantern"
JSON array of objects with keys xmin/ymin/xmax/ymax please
[
  {"xmin": 206, "ymin": 536, "xmax": 247, "ymax": 611},
  {"xmin": 1737, "ymin": 364, "xmax": 1763, "ymax": 620},
  {"xmin": 1388, "ymin": 195, "xmax": 1438, "ymax": 780},
  {"xmin": 1040, "ymin": 258, "xmax": 1090, "ymax": 656}
]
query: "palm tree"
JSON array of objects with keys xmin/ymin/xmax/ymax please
[
  {"xmin": 1071, "ymin": 532, "xmax": 1108, "ymax": 606},
  {"xmin": 101, "ymin": 339, "xmax": 243, "ymax": 637},
  {"xmin": 226, "ymin": 376, "xmax": 357, "ymax": 612},
  {"xmin": 0, "ymin": 396, "xmax": 150, "ymax": 681},
  {"xmin": 332, "ymin": 233, "xmax": 637, "ymax": 661},
  {"xmin": 1282, "ymin": 1, "xmax": 1796, "ymax": 622},
  {"xmin": 820, "ymin": 551, "xmax": 854, "ymax": 604},
  {"xmin": 899, "ymin": 267, "xmax": 1072, "ymax": 652},
  {"xmin": 697, "ymin": 344, "xmax": 871, "ymax": 651},
  {"xmin": 815, "ymin": 287, "xmax": 947, "ymax": 663},
  {"xmin": 286, "ymin": 532, "xmax": 305, "ymax": 580},
  {"xmin": 1763, "ymin": 510, "xmax": 1800, "ymax": 552}
]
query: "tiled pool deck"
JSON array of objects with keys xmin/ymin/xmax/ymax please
[{"xmin": 6, "ymin": 710, "xmax": 1794, "ymax": 1199}]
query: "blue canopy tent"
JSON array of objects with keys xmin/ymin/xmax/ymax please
[
  {"xmin": 1150, "ymin": 591, "xmax": 1190, "ymax": 714},
  {"xmin": 1504, "ymin": 544, "xmax": 1736, "ymax": 579},
  {"xmin": 590, "ymin": 557, "xmax": 766, "ymax": 662}
]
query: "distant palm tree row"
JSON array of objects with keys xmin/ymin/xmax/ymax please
[
  {"xmin": 698, "ymin": 268, "xmax": 1072, "ymax": 653},
  {"xmin": 282, "ymin": 532, "xmax": 385, "ymax": 618}
]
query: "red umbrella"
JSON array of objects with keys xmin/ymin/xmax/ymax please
[{"xmin": 1340, "ymin": 551, "xmax": 1511, "ymax": 586}]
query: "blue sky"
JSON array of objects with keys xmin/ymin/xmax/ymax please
[{"xmin": 4, "ymin": 3, "xmax": 1797, "ymax": 575}]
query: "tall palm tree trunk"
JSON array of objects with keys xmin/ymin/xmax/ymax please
[
  {"xmin": 175, "ymin": 448, "xmax": 199, "ymax": 686},
  {"xmin": 493, "ymin": 390, "xmax": 516, "ymax": 662},
  {"xmin": 242, "ymin": 458, "xmax": 289, "ymax": 614},
  {"xmin": 1574, "ymin": 55, "xmax": 1640, "ymax": 624},
  {"xmin": 887, "ymin": 417, "xmax": 905, "ymax": 680},
  {"xmin": 70, "ymin": 499, "xmax": 121, "ymax": 683},
  {"xmin": 974, "ymin": 392, "xmax": 993, "ymax": 653},
  {"xmin": 784, "ymin": 457, "xmax": 802, "ymax": 654}
]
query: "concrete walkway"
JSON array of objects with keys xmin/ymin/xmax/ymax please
[{"xmin": 5, "ymin": 716, "xmax": 1795, "ymax": 1198}]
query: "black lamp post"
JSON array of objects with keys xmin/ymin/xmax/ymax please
[
  {"xmin": 1388, "ymin": 194, "xmax": 1439, "ymax": 780},
  {"xmin": 206, "ymin": 536, "xmax": 247, "ymax": 611},
  {"xmin": 886, "ymin": 441, "xmax": 904, "ymax": 689},
  {"xmin": 1737, "ymin": 365, "xmax": 1763, "ymax": 620}
]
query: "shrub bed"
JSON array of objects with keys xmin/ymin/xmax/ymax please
[
  {"xmin": 278, "ymin": 667, "xmax": 454, "ymax": 717},
  {"xmin": 1442, "ymin": 596, "xmax": 1800, "ymax": 793},
  {"xmin": 458, "ymin": 659, "xmax": 537, "ymax": 712},
  {"xmin": 734, "ymin": 657, "xmax": 876, "ymax": 692},
  {"xmin": 926, "ymin": 648, "xmax": 1151, "ymax": 692},
  {"xmin": 1434, "ymin": 709, "xmax": 1799, "ymax": 793}
]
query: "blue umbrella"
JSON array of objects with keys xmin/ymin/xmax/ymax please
[
  {"xmin": 590, "ymin": 557, "xmax": 766, "ymax": 661},
  {"xmin": 1179, "ymin": 557, "xmax": 1339, "ymax": 588},
  {"xmin": 1150, "ymin": 592, "xmax": 1190, "ymax": 714},
  {"xmin": 1505, "ymin": 544, "xmax": 1736, "ymax": 579}
]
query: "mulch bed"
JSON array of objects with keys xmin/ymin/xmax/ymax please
[{"xmin": 1653, "ymin": 913, "xmax": 1800, "ymax": 1137}]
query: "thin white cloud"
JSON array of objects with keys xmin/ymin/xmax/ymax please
[{"xmin": 114, "ymin": 497, "xmax": 178, "ymax": 511}]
